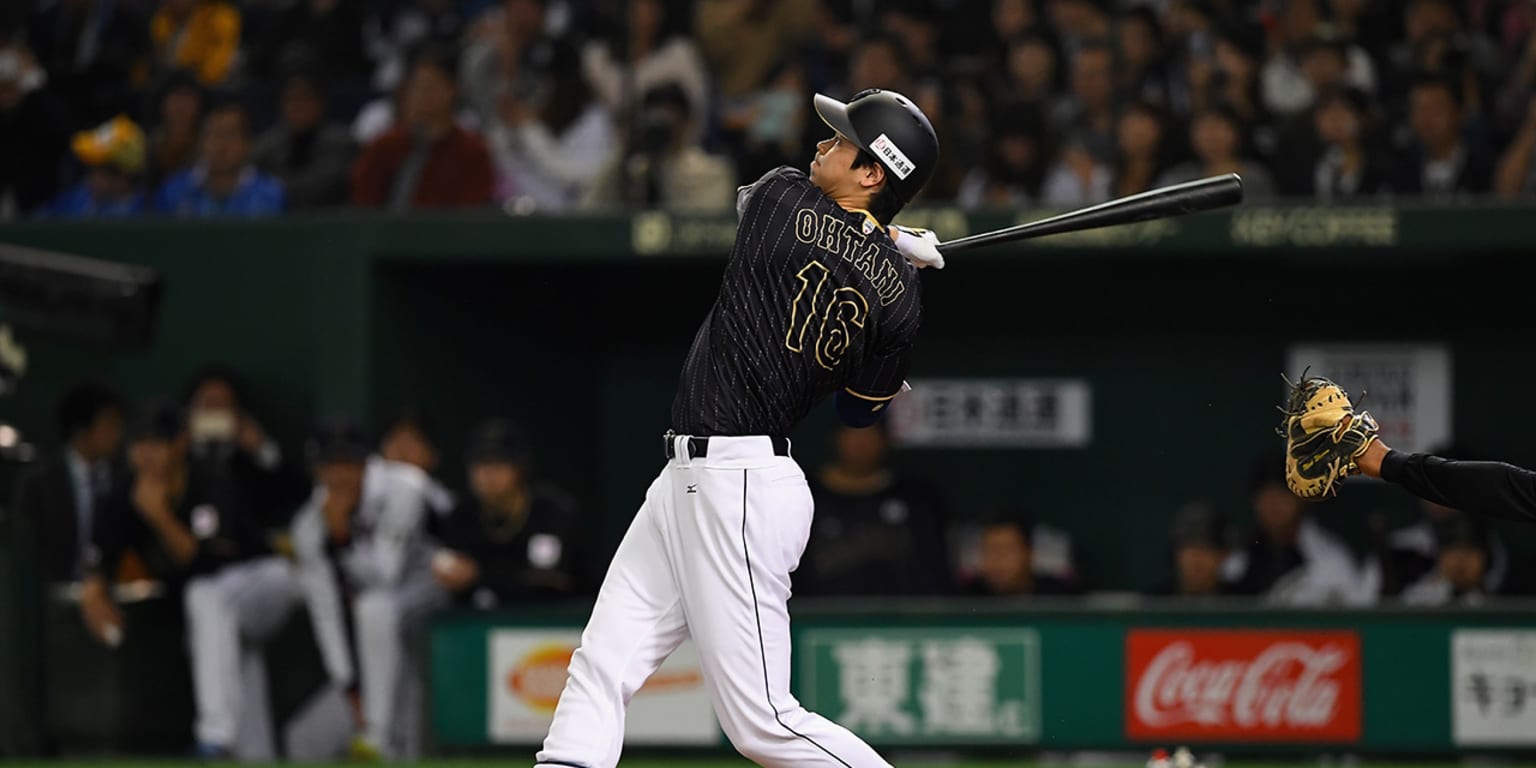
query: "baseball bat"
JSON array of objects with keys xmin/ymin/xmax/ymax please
[{"xmin": 934, "ymin": 173, "xmax": 1244, "ymax": 255}]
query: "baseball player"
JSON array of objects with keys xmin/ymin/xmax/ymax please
[
  {"xmin": 1281, "ymin": 375, "xmax": 1536, "ymax": 524},
  {"xmin": 289, "ymin": 421, "xmax": 446, "ymax": 761},
  {"xmin": 536, "ymin": 88, "xmax": 943, "ymax": 768}
]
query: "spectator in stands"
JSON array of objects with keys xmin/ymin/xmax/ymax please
[
  {"xmin": 41, "ymin": 114, "xmax": 149, "ymax": 217},
  {"xmin": 253, "ymin": 68, "xmax": 354, "ymax": 209},
  {"xmin": 251, "ymin": 0, "xmax": 369, "ymax": 83},
  {"xmin": 1157, "ymin": 105, "xmax": 1278, "ymax": 199},
  {"xmin": 958, "ymin": 507, "xmax": 1079, "ymax": 597},
  {"xmin": 587, "ymin": 83, "xmax": 731, "ymax": 211},
  {"xmin": 1045, "ymin": 0, "xmax": 1111, "ymax": 56},
  {"xmin": 991, "ymin": 32, "xmax": 1060, "ymax": 114},
  {"xmin": 957, "ymin": 100, "xmax": 1047, "ymax": 210},
  {"xmin": 1152, "ymin": 502, "xmax": 1238, "ymax": 597},
  {"xmin": 1050, "ymin": 40, "xmax": 1118, "ymax": 163},
  {"xmin": 378, "ymin": 407, "xmax": 454, "ymax": 515},
  {"xmin": 25, "ymin": 0, "xmax": 151, "ymax": 128},
  {"xmin": 0, "ymin": 39, "xmax": 69, "ymax": 218},
  {"xmin": 1116, "ymin": 6, "xmax": 1170, "ymax": 107},
  {"xmin": 182, "ymin": 366, "xmax": 310, "ymax": 528},
  {"xmin": 1305, "ymin": 86, "xmax": 1398, "ymax": 200},
  {"xmin": 484, "ymin": 39, "xmax": 613, "ymax": 212},
  {"xmin": 146, "ymin": 69, "xmax": 204, "ymax": 188},
  {"xmin": 363, "ymin": 0, "xmax": 465, "ymax": 96},
  {"xmin": 457, "ymin": 0, "xmax": 556, "ymax": 126},
  {"xmin": 351, "ymin": 44, "xmax": 493, "ymax": 209},
  {"xmin": 1261, "ymin": 19, "xmax": 1377, "ymax": 120},
  {"xmin": 1396, "ymin": 74, "xmax": 1494, "ymax": 198},
  {"xmin": 1111, "ymin": 100, "xmax": 1170, "ymax": 197},
  {"xmin": 694, "ymin": 0, "xmax": 817, "ymax": 106},
  {"xmin": 10, "ymin": 383, "xmax": 124, "ymax": 585},
  {"xmin": 1042, "ymin": 136, "xmax": 1111, "ymax": 206},
  {"xmin": 1222, "ymin": 457, "xmax": 1372, "ymax": 605},
  {"xmin": 727, "ymin": 56, "xmax": 813, "ymax": 185},
  {"xmin": 154, "ymin": 100, "xmax": 285, "ymax": 216},
  {"xmin": 1496, "ymin": 99, "xmax": 1536, "ymax": 199},
  {"xmin": 582, "ymin": 0, "xmax": 709, "ymax": 143},
  {"xmin": 798, "ymin": 422, "xmax": 952, "ymax": 596},
  {"xmin": 1400, "ymin": 511, "xmax": 1497, "ymax": 605},
  {"xmin": 289, "ymin": 421, "xmax": 445, "ymax": 761},
  {"xmin": 149, "ymin": 0, "xmax": 241, "ymax": 88},
  {"xmin": 1212, "ymin": 23, "xmax": 1270, "ymax": 133},
  {"xmin": 430, "ymin": 419, "xmax": 585, "ymax": 608}
]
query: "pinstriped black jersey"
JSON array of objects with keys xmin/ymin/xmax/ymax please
[{"xmin": 671, "ymin": 166, "xmax": 923, "ymax": 437}]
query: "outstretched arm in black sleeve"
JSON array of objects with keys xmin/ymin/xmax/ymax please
[{"xmin": 1358, "ymin": 440, "xmax": 1536, "ymax": 524}]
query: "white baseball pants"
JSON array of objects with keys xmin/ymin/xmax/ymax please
[
  {"xmin": 536, "ymin": 435, "xmax": 891, "ymax": 768},
  {"xmin": 184, "ymin": 555, "xmax": 299, "ymax": 758}
]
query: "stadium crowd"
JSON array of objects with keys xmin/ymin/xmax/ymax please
[
  {"xmin": 9, "ymin": 370, "xmax": 1523, "ymax": 761},
  {"xmin": 2, "ymin": 0, "xmax": 1536, "ymax": 218}
]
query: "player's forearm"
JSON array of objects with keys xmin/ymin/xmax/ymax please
[
  {"xmin": 1376, "ymin": 447, "xmax": 1536, "ymax": 524},
  {"xmin": 146, "ymin": 513, "xmax": 199, "ymax": 565}
]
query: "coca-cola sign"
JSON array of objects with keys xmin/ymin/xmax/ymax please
[{"xmin": 1126, "ymin": 630, "xmax": 1361, "ymax": 741}]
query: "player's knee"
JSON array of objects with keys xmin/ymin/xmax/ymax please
[
  {"xmin": 723, "ymin": 719, "xmax": 791, "ymax": 766},
  {"xmin": 353, "ymin": 590, "xmax": 398, "ymax": 630},
  {"xmin": 184, "ymin": 576, "xmax": 221, "ymax": 613}
]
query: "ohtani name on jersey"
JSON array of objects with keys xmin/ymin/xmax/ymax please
[{"xmin": 792, "ymin": 208, "xmax": 906, "ymax": 306}]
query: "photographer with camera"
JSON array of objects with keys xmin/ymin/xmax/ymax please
[{"xmin": 587, "ymin": 83, "xmax": 734, "ymax": 211}]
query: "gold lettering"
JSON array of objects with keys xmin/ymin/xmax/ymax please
[{"xmin": 794, "ymin": 208, "xmax": 818, "ymax": 243}]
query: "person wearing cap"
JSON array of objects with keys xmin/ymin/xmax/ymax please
[
  {"xmin": 1153, "ymin": 502, "xmax": 1238, "ymax": 597},
  {"xmin": 538, "ymin": 88, "xmax": 943, "ymax": 768},
  {"xmin": 79, "ymin": 400, "xmax": 288, "ymax": 760},
  {"xmin": 429, "ymin": 419, "xmax": 584, "ymax": 608},
  {"xmin": 287, "ymin": 419, "xmax": 445, "ymax": 761},
  {"xmin": 1401, "ymin": 510, "xmax": 1497, "ymax": 605},
  {"xmin": 41, "ymin": 114, "xmax": 149, "ymax": 217}
]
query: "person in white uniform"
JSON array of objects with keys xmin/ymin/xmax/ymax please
[
  {"xmin": 536, "ymin": 88, "xmax": 947, "ymax": 768},
  {"xmin": 289, "ymin": 421, "xmax": 446, "ymax": 761}
]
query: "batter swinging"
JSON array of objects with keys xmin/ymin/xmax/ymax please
[{"xmin": 535, "ymin": 89, "xmax": 944, "ymax": 768}]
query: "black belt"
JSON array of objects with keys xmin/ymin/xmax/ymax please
[{"xmin": 663, "ymin": 434, "xmax": 791, "ymax": 459}]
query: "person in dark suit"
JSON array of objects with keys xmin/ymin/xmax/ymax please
[
  {"xmin": 1395, "ymin": 73, "xmax": 1493, "ymax": 198},
  {"xmin": 11, "ymin": 382, "xmax": 125, "ymax": 583},
  {"xmin": 5, "ymin": 381, "xmax": 124, "ymax": 755}
]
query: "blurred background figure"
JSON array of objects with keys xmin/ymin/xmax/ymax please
[
  {"xmin": 24, "ymin": 0, "xmax": 151, "ymax": 130},
  {"xmin": 1111, "ymin": 100, "xmax": 1169, "ymax": 197},
  {"xmin": 1158, "ymin": 105, "xmax": 1277, "ymax": 199},
  {"xmin": 1396, "ymin": 73, "xmax": 1493, "ymax": 198},
  {"xmin": 483, "ymin": 38, "xmax": 613, "ymax": 212},
  {"xmin": 588, "ymin": 83, "xmax": 732, "ymax": 211},
  {"xmin": 1400, "ymin": 510, "xmax": 1498, "ymax": 606},
  {"xmin": 958, "ymin": 507, "xmax": 1080, "ymax": 597},
  {"xmin": 145, "ymin": 69, "xmax": 205, "ymax": 188},
  {"xmin": 798, "ymin": 422, "xmax": 952, "ymax": 597},
  {"xmin": 958, "ymin": 100, "xmax": 1047, "ymax": 210},
  {"xmin": 149, "ymin": 0, "xmax": 241, "ymax": 89},
  {"xmin": 42, "ymin": 114, "xmax": 149, "ymax": 217},
  {"xmin": 582, "ymin": 0, "xmax": 709, "ymax": 146},
  {"xmin": 1153, "ymin": 502, "xmax": 1237, "ymax": 597},
  {"xmin": 181, "ymin": 366, "xmax": 309, "ymax": 529},
  {"xmin": 288, "ymin": 421, "xmax": 444, "ymax": 761},
  {"xmin": 1042, "ymin": 137, "xmax": 1111, "ymax": 206},
  {"xmin": 0, "ymin": 37, "xmax": 69, "ymax": 219},
  {"xmin": 350, "ymin": 43, "xmax": 493, "ymax": 209},
  {"xmin": 252, "ymin": 68, "xmax": 355, "ymax": 209},
  {"xmin": 377, "ymin": 407, "xmax": 454, "ymax": 515},
  {"xmin": 430, "ymin": 419, "xmax": 585, "ymax": 609},
  {"xmin": 1299, "ymin": 85, "xmax": 1397, "ymax": 199},
  {"xmin": 153, "ymin": 99, "xmax": 286, "ymax": 216},
  {"xmin": 1379, "ymin": 444, "xmax": 1511, "ymax": 599},
  {"xmin": 1222, "ymin": 457, "xmax": 1373, "ymax": 606}
]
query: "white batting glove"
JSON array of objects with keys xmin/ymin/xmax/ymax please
[{"xmin": 890, "ymin": 225, "xmax": 944, "ymax": 270}]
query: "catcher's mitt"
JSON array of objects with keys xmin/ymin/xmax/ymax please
[{"xmin": 1277, "ymin": 372, "xmax": 1380, "ymax": 500}]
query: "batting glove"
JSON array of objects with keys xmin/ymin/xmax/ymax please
[{"xmin": 890, "ymin": 225, "xmax": 944, "ymax": 270}]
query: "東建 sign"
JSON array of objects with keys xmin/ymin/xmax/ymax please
[
  {"xmin": 798, "ymin": 628, "xmax": 1041, "ymax": 744},
  {"xmin": 888, "ymin": 378, "xmax": 1092, "ymax": 448}
]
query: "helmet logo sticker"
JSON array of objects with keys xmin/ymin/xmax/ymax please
[{"xmin": 870, "ymin": 133, "xmax": 915, "ymax": 180}]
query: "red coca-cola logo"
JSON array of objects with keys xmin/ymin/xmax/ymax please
[{"xmin": 1126, "ymin": 630, "xmax": 1361, "ymax": 741}]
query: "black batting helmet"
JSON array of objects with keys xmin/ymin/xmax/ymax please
[{"xmin": 812, "ymin": 88, "xmax": 939, "ymax": 203}]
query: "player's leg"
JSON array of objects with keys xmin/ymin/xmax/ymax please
[
  {"xmin": 352, "ymin": 586, "xmax": 404, "ymax": 754},
  {"xmin": 671, "ymin": 452, "xmax": 892, "ymax": 767},
  {"xmin": 537, "ymin": 470, "xmax": 689, "ymax": 768},
  {"xmin": 383, "ymin": 569, "xmax": 449, "ymax": 759},
  {"xmin": 184, "ymin": 570, "xmax": 243, "ymax": 756},
  {"xmin": 225, "ymin": 556, "xmax": 302, "ymax": 760}
]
